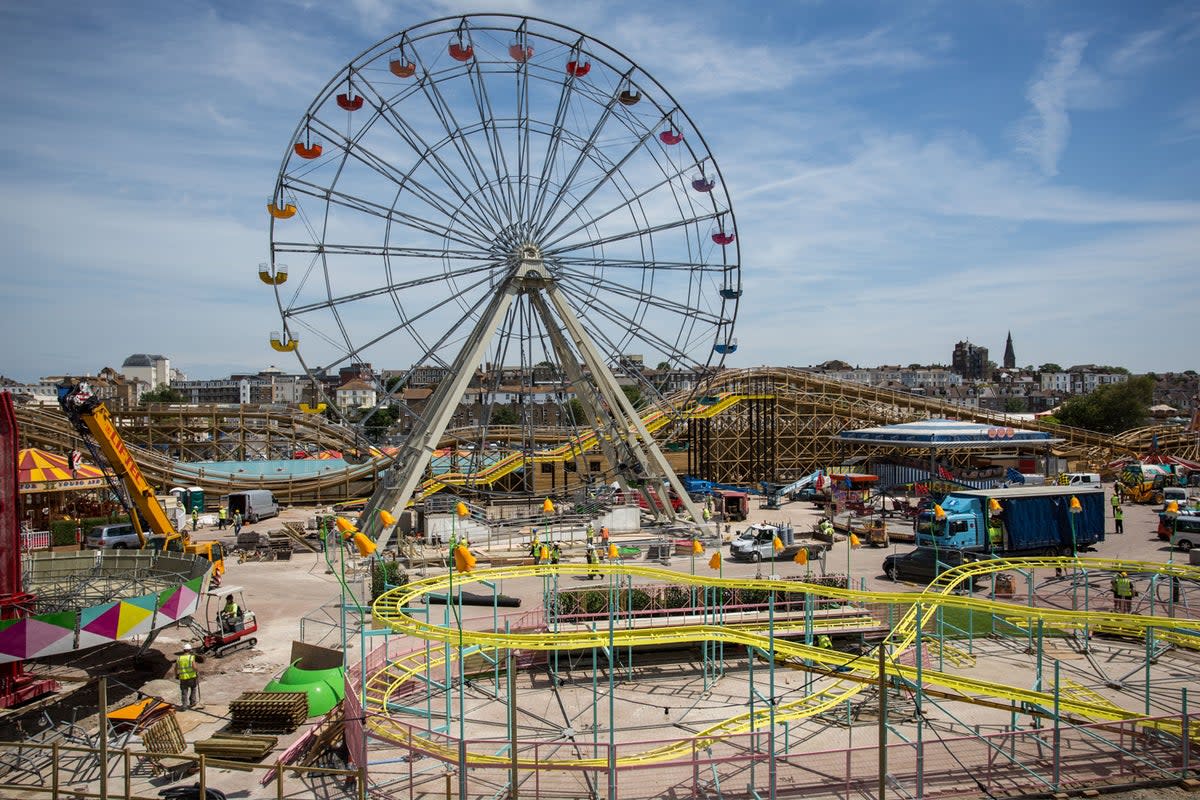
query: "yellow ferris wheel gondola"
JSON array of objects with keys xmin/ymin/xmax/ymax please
[
  {"xmin": 269, "ymin": 331, "xmax": 298, "ymax": 352},
  {"xmin": 267, "ymin": 201, "xmax": 296, "ymax": 219},
  {"xmin": 258, "ymin": 262, "xmax": 288, "ymax": 285},
  {"xmin": 299, "ymin": 402, "xmax": 327, "ymax": 414}
]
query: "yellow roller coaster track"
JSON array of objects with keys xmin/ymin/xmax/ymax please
[{"xmin": 368, "ymin": 556, "xmax": 1200, "ymax": 768}]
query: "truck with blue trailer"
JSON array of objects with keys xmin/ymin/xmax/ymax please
[{"xmin": 915, "ymin": 485, "xmax": 1105, "ymax": 555}]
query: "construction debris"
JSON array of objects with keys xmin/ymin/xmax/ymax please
[
  {"xmin": 193, "ymin": 732, "xmax": 278, "ymax": 762},
  {"xmin": 228, "ymin": 691, "xmax": 308, "ymax": 733},
  {"xmin": 280, "ymin": 521, "xmax": 320, "ymax": 552},
  {"xmin": 141, "ymin": 712, "xmax": 187, "ymax": 757}
]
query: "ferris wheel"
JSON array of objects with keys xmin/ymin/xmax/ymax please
[{"xmin": 262, "ymin": 14, "xmax": 740, "ymax": 534}]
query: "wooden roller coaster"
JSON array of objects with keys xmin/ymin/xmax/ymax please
[{"xmin": 10, "ymin": 367, "xmax": 1194, "ymax": 505}]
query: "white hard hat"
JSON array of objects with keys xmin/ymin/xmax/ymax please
[{"xmin": 183, "ymin": 643, "xmax": 192, "ymax": 651}]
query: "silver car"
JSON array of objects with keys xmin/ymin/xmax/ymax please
[{"xmin": 84, "ymin": 523, "xmax": 165, "ymax": 550}]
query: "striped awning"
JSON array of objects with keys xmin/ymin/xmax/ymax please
[
  {"xmin": 837, "ymin": 418, "xmax": 1060, "ymax": 449},
  {"xmin": 18, "ymin": 448, "xmax": 108, "ymax": 494}
]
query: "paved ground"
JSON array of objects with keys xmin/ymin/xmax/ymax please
[{"xmin": 3, "ymin": 486, "xmax": 1193, "ymax": 798}]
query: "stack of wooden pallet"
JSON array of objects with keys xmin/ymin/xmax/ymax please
[
  {"xmin": 229, "ymin": 691, "xmax": 308, "ymax": 733},
  {"xmin": 193, "ymin": 732, "xmax": 278, "ymax": 761}
]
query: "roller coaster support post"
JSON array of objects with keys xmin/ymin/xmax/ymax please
[
  {"xmin": 768, "ymin": 586, "xmax": 778, "ymax": 800},
  {"xmin": 508, "ymin": 643, "xmax": 518, "ymax": 800},
  {"xmin": 1183, "ymin": 687, "xmax": 1191, "ymax": 779},
  {"xmin": 1145, "ymin": 625, "xmax": 1153, "ymax": 716},
  {"xmin": 878, "ymin": 644, "xmax": 888, "ymax": 800},
  {"xmin": 1052, "ymin": 660, "xmax": 1061, "ymax": 791},
  {"xmin": 915, "ymin": 600, "xmax": 924, "ymax": 799},
  {"xmin": 607, "ymin": 562, "xmax": 617, "ymax": 800}
]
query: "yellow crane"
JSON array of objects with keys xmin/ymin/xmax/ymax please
[{"xmin": 57, "ymin": 383, "xmax": 225, "ymax": 583}]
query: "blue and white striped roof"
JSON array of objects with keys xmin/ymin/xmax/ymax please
[{"xmin": 837, "ymin": 418, "xmax": 1060, "ymax": 448}]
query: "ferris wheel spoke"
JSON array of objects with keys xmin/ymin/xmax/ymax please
[
  {"xmin": 274, "ymin": 242, "xmax": 491, "ymax": 262},
  {"xmin": 297, "ymin": 265, "xmax": 502, "ymax": 375},
  {"xmin": 282, "ymin": 260, "xmax": 501, "ymax": 317},
  {"xmin": 557, "ymin": 278, "xmax": 708, "ymax": 367},
  {"xmin": 524, "ymin": 65, "xmax": 583, "ymax": 227},
  {"xmin": 409, "ymin": 48, "xmax": 515, "ymax": 230},
  {"xmin": 462, "ymin": 59, "xmax": 516, "ymax": 224},
  {"xmin": 352, "ymin": 71, "xmax": 508, "ymax": 234},
  {"xmin": 284, "ymin": 177, "xmax": 493, "ymax": 252},
  {"xmin": 532, "ymin": 99, "xmax": 664, "ymax": 241},
  {"xmin": 558, "ymin": 267, "xmax": 724, "ymax": 328},
  {"xmin": 548, "ymin": 210, "xmax": 720, "ymax": 254},
  {"xmin": 306, "ymin": 117, "xmax": 498, "ymax": 243},
  {"xmin": 549, "ymin": 255, "xmax": 721, "ymax": 273},
  {"xmin": 538, "ymin": 161, "xmax": 703, "ymax": 253}
]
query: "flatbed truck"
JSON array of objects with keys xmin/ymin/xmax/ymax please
[{"xmin": 915, "ymin": 485, "xmax": 1105, "ymax": 556}]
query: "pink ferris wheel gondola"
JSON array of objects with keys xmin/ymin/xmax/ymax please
[
  {"xmin": 692, "ymin": 174, "xmax": 715, "ymax": 193},
  {"xmin": 510, "ymin": 42, "xmax": 534, "ymax": 62},
  {"xmin": 659, "ymin": 127, "xmax": 683, "ymax": 146},
  {"xmin": 711, "ymin": 224, "xmax": 735, "ymax": 245}
]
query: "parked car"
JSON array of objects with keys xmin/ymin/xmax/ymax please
[
  {"xmin": 1158, "ymin": 512, "xmax": 1200, "ymax": 541},
  {"xmin": 1169, "ymin": 516, "xmax": 1200, "ymax": 551},
  {"xmin": 882, "ymin": 547, "xmax": 975, "ymax": 584},
  {"xmin": 84, "ymin": 522, "xmax": 166, "ymax": 550}
]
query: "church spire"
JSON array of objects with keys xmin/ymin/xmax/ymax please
[{"xmin": 1003, "ymin": 331, "xmax": 1016, "ymax": 369}]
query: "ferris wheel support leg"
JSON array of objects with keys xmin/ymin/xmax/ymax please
[
  {"xmin": 364, "ymin": 283, "xmax": 521, "ymax": 553},
  {"xmin": 541, "ymin": 281, "xmax": 708, "ymax": 532},
  {"xmin": 526, "ymin": 292, "xmax": 631, "ymax": 495}
]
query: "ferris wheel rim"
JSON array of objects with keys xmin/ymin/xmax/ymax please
[{"xmin": 267, "ymin": 13, "xmax": 741, "ymax": 426}]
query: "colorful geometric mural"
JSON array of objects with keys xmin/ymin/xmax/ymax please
[{"xmin": 0, "ymin": 576, "xmax": 206, "ymax": 665}]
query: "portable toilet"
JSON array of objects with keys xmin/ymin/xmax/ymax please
[{"xmin": 186, "ymin": 487, "xmax": 205, "ymax": 512}]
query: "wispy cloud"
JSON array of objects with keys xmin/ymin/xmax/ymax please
[{"xmin": 1015, "ymin": 32, "xmax": 1089, "ymax": 176}]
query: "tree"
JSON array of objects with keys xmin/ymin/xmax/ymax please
[
  {"xmin": 655, "ymin": 361, "xmax": 671, "ymax": 372},
  {"xmin": 1038, "ymin": 363, "xmax": 1063, "ymax": 373},
  {"xmin": 490, "ymin": 405, "xmax": 519, "ymax": 425},
  {"xmin": 141, "ymin": 384, "xmax": 187, "ymax": 404},
  {"xmin": 1054, "ymin": 376, "xmax": 1154, "ymax": 434},
  {"xmin": 621, "ymin": 384, "xmax": 642, "ymax": 409},
  {"xmin": 1003, "ymin": 397, "xmax": 1027, "ymax": 413},
  {"xmin": 565, "ymin": 398, "xmax": 585, "ymax": 426},
  {"xmin": 363, "ymin": 405, "xmax": 398, "ymax": 441}
]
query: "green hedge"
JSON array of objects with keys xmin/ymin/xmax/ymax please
[
  {"xmin": 372, "ymin": 560, "xmax": 408, "ymax": 600},
  {"xmin": 49, "ymin": 514, "xmax": 132, "ymax": 547},
  {"xmin": 553, "ymin": 575, "xmax": 852, "ymax": 621}
]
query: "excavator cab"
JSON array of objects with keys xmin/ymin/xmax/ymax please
[{"xmin": 185, "ymin": 586, "xmax": 257, "ymax": 658}]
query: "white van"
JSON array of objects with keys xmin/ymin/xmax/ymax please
[
  {"xmin": 221, "ymin": 490, "xmax": 279, "ymax": 523},
  {"xmin": 1063, "ymin": 472, "xmax": 1102, "ymax": 486}
]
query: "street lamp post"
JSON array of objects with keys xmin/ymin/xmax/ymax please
[
  {"xmin": 1166, "ymin": 500, "xmax": 1180, "ymax": 567},
  {"xmin": 450, "ymin": 501, "xmax": 471, "ymax": 799},
  {"xmin": 1068, "ymin": 495, "xmax": 1082, "ymax": 559}
]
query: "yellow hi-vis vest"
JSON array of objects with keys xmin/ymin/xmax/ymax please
[
  {"xmin": 177, "ymin": 654, "xmax": 197, "ymax": 681},
  {"xmin": 1113, "ymin": 576, "xmax": 1133, "ymax": 598}
]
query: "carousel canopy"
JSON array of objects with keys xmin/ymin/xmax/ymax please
[
  {"xmin": 18, "ymin": 447, "xmax": 107, "ymax": 494},
  {"xmin": 837, "ymin": 418, "xmax": 1061, "ymax": 449}
]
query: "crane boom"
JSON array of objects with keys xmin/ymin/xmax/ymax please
[
  {"xmin": 57, "ymin": 385, "xmax": 177, "ymax": 544},
  {"xmin": 56, "ymin": 383, "xmax": 226, "ymax": 583}
]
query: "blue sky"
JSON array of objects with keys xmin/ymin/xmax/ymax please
[{"xmin": 1, "ymin": 0, "xmax": 1196, "ymax": 382}]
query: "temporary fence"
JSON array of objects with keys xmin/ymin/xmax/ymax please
[
  {"xmin": 346, "ymin": 710, "xmax": 1193, "ymax": 800},
  {"xmin": 0, "ymin": 739, "xmax": 365, "ymax": 800}
]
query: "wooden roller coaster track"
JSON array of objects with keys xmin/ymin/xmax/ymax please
[{"xmin": 11, "ymin": 368, "xmax": 1190, "ymax": 505}]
